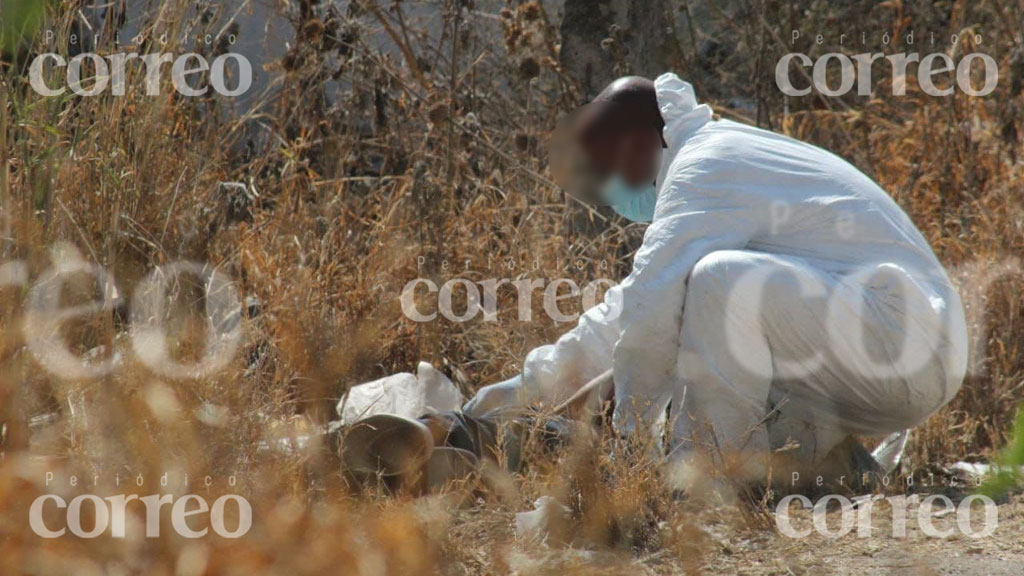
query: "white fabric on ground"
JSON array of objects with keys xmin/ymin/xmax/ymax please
[
  {"xmin": 337, "ymin": 362, "xmax": 463, "ymax": 424},
  {"xmin": 466, "ymin": 73, "xmax": 968, "ymax": 479}
]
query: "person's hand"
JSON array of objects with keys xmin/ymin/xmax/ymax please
[{"xmin": 463, "ymin": 376, "xmax": 527, "ymax": 418}]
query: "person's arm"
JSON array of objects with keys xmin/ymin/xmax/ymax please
[
  {"xmin": 463, "ymin": 283, "xmax": 623, "ymax": 418},
  {"xmin": 466, "ymin": 161, "xmax": 758, "ymax": 423},
  {"xmin": 611, "ymin": 161, "xmax": 757, "ymax": 434}
]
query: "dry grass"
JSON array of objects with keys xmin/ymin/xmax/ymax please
[{"xmin": 0, "ymin": 0, "xmax": 1021, "ymax": 574}]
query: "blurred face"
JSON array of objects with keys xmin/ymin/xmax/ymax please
[
  {"xmin": 582, "ymin": 126, "xmax": 663, "ymax": 188},
  {"xmin": 549, "ymin": 106, "xmax": 664, "ymax": 206}
]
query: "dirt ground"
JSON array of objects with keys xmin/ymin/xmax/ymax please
[
  {"xmin": 712, "ymin": 497, "xmax": 1024, "ymax": 576},
  {"xmin": 434, "ymin": 492, "xmax": 1024, "ymax": 575}
]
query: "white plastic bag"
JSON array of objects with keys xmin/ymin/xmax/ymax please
[
  {"xmin": 336, "ymin": 362, "xmax": 463, "ymax": 424},
  {"xmin": 870, "ymin": 429, "xmax": 910, "ymax": 474},
  {"xmin": 515, "ymin": 496, "xmax": 572, "ymax": 543}
]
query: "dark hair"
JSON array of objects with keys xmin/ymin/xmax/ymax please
[{"xmin": 579, "ymin": 76, "xmax": 666, "ymax": 147}]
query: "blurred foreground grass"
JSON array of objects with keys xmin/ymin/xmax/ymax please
[{"xmin": 0, "ymin": 0, "xmax": 1022, "ymax": 574}]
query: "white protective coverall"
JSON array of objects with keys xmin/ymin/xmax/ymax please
[{"xmin": 465, "ymin": 73, "xmax": 968, "ymax": 477}]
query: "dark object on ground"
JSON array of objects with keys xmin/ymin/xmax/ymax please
[{"xmin": 336, "ymin": 410, "xmax": 576, "ymax": 494}]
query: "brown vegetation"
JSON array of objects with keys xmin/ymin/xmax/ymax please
[{"xmin": 0, "ymin": 0, "xmax": 1021, "ymax": 573}]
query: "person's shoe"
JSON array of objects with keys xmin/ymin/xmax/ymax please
[
  {"xmin": 339, "ymin": 414, "xmax": 434, "ymax": 477},
  {"xmin": 424, "ymin": 447, "xmax": 480, "ymax": 490}
]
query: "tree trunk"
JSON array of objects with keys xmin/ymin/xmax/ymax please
[{"xmin": 559, "ymin": 0, "xmax": 679, "ymax": 100}]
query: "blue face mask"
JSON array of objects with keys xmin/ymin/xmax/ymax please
[{"xmin": 601, "ymin": 175, "xmax": 658, "ymax": 222}]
